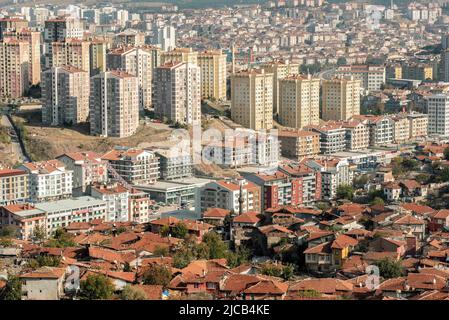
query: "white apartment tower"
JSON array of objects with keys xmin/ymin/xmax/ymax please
[
  {"xmin": 427, "ymin": 94, "xmax": 449, "ymax": 136},
  {"xmin": 90, "ymin": 71, "xmax": 139, "ymax": 138},
  {"xmin": 153, "ymin": 62, "xmax": 201, "ymax": 125},
  {"xmin": 41, "ymin": 66, "xmax": 90, "ymax": 126},
  {"xmin": 155, "ymin": 25, "xmax": 176, "ymax": 51}
]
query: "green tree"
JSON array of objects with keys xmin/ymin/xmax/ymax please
[
  {"xmin": 0, "ymin": 237, "xmax": 13, "ymax": 247},
  {"xmin": 415, "ymin": 173, "xmax": 430, "ymax": 184},
  {"xmin": 27, "ymin": 255, "xmax": 61, "ymax": 269},
  {"xmin": 444, "ymin": 147, "xmax": 449, "ymax": 160},
  {"xmin": 316, "ymin": 202, "xmax": 329, "ymax": 212},
  {"xmin": 159, "ymin": 225, "xmax": 170, "ymax": 237},
  {"xmin": 142, "ymin": 265, "xmax": 172, "ymax": 287},
  {"xmin": 153, "ymin": 246, "xmax": 169, "ymax": 257},
  {"xmin": 260, "ymin": 262, "xmax": 295, "ymax": 280},
  {"xmin": 119, "ymin": 285, "xmax": 146, "ymax": 300},
  {"xmin": 0, "ymin": 226, "xmax": 16, "ymax": 238},
  {"xmin": 370, "ymin": 197, "xmax": 385, "ymax": 206},
  {"xmin": 375, "ymin": 258, "xmax": 404, "ymax": 279},
  {"xmin": 173, "ymin": 250, "xmax": 192, "ymax": 269},
  {"xmin": 202, "ymin": 232, "xmax": 228, "ymax": 259},
  {"xmin": 353, "ymin": 175, "xmax": 369, "ymax": 189},
  {"xmin": 0, "ymin": 274, "xmax": 22, "ymax": 300},
  {"xmin": 336, "ymin": 184, "xmax": 354, "ymax": 201},
  {"xmin": 80, "ymin": 274, "xmax": 115, "ymax": 300},
  {"xmin": 171, "ymin": 222, "xmax": 188, "ymax": 239},
  {"xmin": 226, "ymin": 246, "xmax": 251, "ymax": 268},
  {"xmin": 441, "ymin": 167, "xmax": 449, "ymax": 182},
  {"xmin": 45, "ymin": 228, "xmax": 76, "ymax": 248},
  {"xmin": 32, "ymin": 225, "xmax": 46, "ymax": 242}
]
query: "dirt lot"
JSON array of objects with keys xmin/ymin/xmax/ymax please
[
  {"xmin": 13, "ymin": 111, "xmax": 173, "ymax": 161},
  {"xmin": 12, "ymin": 111, "xmax": 241, "ymax": 178}
]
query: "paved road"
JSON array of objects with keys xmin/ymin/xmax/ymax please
[
  {"xmin": 316, "ymin": 68, "xmax": 337, "ymax": 80},
  {"xmin": 1, "ymin": 114, "xmax": 28, "ymax": 163}
]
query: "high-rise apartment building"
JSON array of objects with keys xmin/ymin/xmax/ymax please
[
  {"xmin": 154, "ymin": 25, "xmax": 176, "ymax": 51},
  {"xmin": 260, "ymin": 60, "xmax": 299, "ymax": 114},
  {"xmin": 0, "ymin": 17, "xmax": 28, "ymax": 40},
  {"xmin": 90, "ymin": 71, "xmax": 139, "ymax": 138},
  {"xmin": 231, "ymin": 69, "xmax": 274, "ymax": 130},
  {"xmin": 89, "ymin": 39, "xmax": 110, "ymax": 76},
  {"xmin": 51, "ymin": 39, "xmax": 90, "ymax": 72},
  {"xmin": 197, "ymin": 50, "xmax": 227, "ymax": 101},
  {"xmin": 0, "ymin": 39, "xmax": 29, "ymax": 98},
  {"xmin": 427, "ymin": 94, "xmax": 449, "ymax": 136},
  {"xmin": 153, "ymin": 62, "xmax": 201, "ymax": 125},
  {"xmin": 335, "ymin": 65, "xmax": 385, "ymax": 92},
  {"xmin": 3, "ymin": 29, "xmax": 41, "ymax": 85},
  {"xmin": 278, "ymin": 74, "xmax": 320, "ymax": 129},
  {"xmin": 322, "ymin": 77, "xmax": 361, "ymax": 121},
  {"xmin": 44, "ymin": 17, "xmax": 84, "ymax": 69},
  {"xmin": 107, "ymin": 46, "xmax": 155, "ymax": 110},
  {"xmin": 41, "ymin": 66, "xmax": 90, "ymax": 126},
  {"xmin": 160, "ymin": 47, "xmax": 198, "ymax": 65}
]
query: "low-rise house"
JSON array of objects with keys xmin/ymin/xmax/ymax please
[
  {"xmin": 257, "ymin": 225, "xmax": 295, "ymax": 253},
  {"xmin": 288, "ymin": 278, "xmax": 353, "ymax": 298},
  {"xmin": 392, "ymin": 214, "xmax": 426, "ymax": 240},
  {"xmin": 429, "ymin": 210, "xmax": 449, "ymax": 232},
  {"xmin": 399, "ymin": 180, "xmax": 428, "ymax": 201},
  {"xmin": 368, "ymin": 237, "xmax": 407, "ymax": 257},
  {"xmin": 20, "ymin": 267, "xmax": 66, "ymax": 300},
  {"xmin": 202, "ymin": 208, "xmax": 230, "ymax": 227},
  {"xmin": 149, "ymin": 217, "xmax": 214, "ymax": 241},
  {"xmin": 304, "ymin": 242, "xmax": 334, "ymax": 271},
  {"xmin": 377, "ymin": 273, "xmax": 447, "ymax": 299},
  {"xmin": 383, "ymin": 182, "xmax": 401, "ymax": 201}
]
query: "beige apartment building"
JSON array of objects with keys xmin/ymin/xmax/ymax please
[
  {"xmin": 0, "ymin": 169, "xmax": 29, "ymax": 205},
  {"xmin": 89, "ymin": 40, "xmax": 110, "ymax": 76},
  {"xmin": 278, "ymin": 129, "xmax": 320, "ymax": 160},
  {"xmin": 160, "ymin": 47, "xmax": 198, "ymax": 65},
  {"xmin": 90, "ymin": 71, "xmax": 139, "ymax": 138},
  {"xmin": 198, "ymin": 50, "xmax": 227, "ymax": 101},
  {"xmin": 408, "ymin": 113, "xmax": 428, "ymax": 138},
  {"xmin": 153, "ymin": 62, "xmax": 201, "ymax": 125},
  {"xmin": 231, "ymin": 69, "xmax": 274, "ymax": 130},
  {"xmin": 107, "ymin": 46, "xmax": 155, "ymax": 110},
  {"xmin": 0, "ymin": 39, "xmax": 29, "ymax": 98},
  {"xmin": 322, "ymin": 77, "xmax": 361, "ymax": 121},
  {"xmin": 278, "ymin": 74, "xmax": 320, "ymax": 129},
  {"xmin": 0, "ymin": 17, "xmax": 29, "ymax": 40},
  {"xmin": 52, "ymin": 39, "xmax": 90, "ymax": 72},
  {"xmin": 115, "ymin": 30, "xmax": 145, "ymax": 47},
  {"xmin": 3, "ymin": 29, "xmax": 41, "ymax": 85},
  {"xmin": 341, "ymin": 120, "xmax": 370, "ymax": 150},
  {"xmin": 41, "ymin": 66, "xmax": 90, "ymax": 126},
  {"xmin": 260, "ymin": 60, "xmax": 300, "ymax": 114},
  {"xmin": 392, "ymin": 115, "xmax": 410, "ymax": 143}
]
